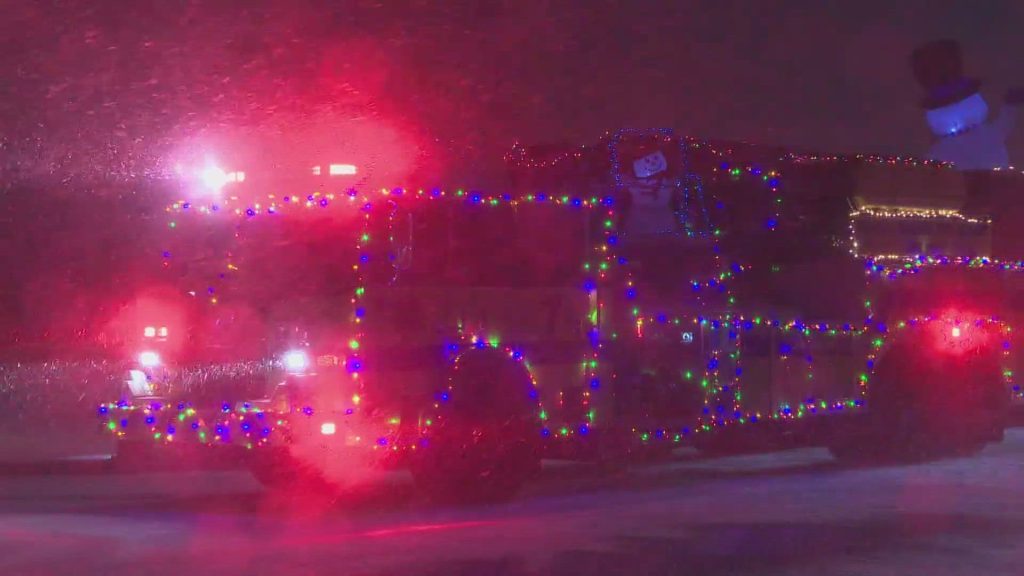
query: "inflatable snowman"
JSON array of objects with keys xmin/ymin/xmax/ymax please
[{"xmin": 911, "ymin": 39, "xmax": 1020, "ymax": 171}]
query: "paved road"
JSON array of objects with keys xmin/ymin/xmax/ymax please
[{"xmin": 2, "ymin": 431, "xmax": 1024, "ymax": 575}]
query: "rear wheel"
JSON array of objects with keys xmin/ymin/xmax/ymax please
[
  {"xmin": 830, "ymin": 336, "xmax": 1007, "ymax": 464},
  {"xmin": 248, "ymin": 448, "xmax": 336, "ymax": 494},
  {"xmin": 413, "ymin": 350, "xmax": 542, "ymax": 503},
  {"xmin": 113, "ymin": 439, "xmax": 158, "ymax": 470},
  {"xmin": 413, "ymin": 421, "xmax": 540, "ymax": 503},
  {"xmin": 827, "ymin": 408, "xmax": 936, "ymax": 464}
]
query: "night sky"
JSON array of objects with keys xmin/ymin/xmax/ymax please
[{"xmin": 2, "ymin": 0, "xmax": 1023, "ymax": 185}]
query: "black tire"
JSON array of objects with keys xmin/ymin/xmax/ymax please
[
  {"xmin": 829, "ymin": 406, "xmax": 995, "ymax": 465},
  {"xmin": 248, "ymin": 449, "xmax": 336, "ymax": 494},
  {"xmin": 413, "ymin": 422, "xmax": 540, "ymax": 504},
  {"xmin": 414, "ymin": 350, "xmax": 543, "ymax": 503},
  {"xmin": 113, "ymin": 440, "xmax": 158, "ymax": 471},
  {"xmin": 841, "ymin": 334, "xmax": 1007, "ymax": 465}
]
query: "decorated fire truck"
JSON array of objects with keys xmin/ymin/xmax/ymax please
[{"xmin": 97, "ymin": 128, "xmax": 1019, "ymax": 499}]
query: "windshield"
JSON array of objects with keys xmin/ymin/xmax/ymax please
[
  {"xmin": 370, "ymin": 202, "xmax": 590, "ymax": 288},
  {"xmin": 230, "ymin": 215, "xmax": 360, "ymax": 323},
  {"xmin": 619, "ymin": 236, "xmax": 725, "ymax": 304}
]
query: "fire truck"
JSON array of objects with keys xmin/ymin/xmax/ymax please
[{"xmin": 97, "ymin": 129, "xmax": 1019, "ymax": 499}]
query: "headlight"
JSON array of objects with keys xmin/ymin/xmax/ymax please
[
  {"xmin": 200, "ymin": 165, "xmax": 229, "ymax": 193},
  {"xmin": 138, "ymin": 351, "xmax": 161, "ymax": 368},
  {"xmin": 283, "ymin": 350, "xmax": 310, "ymax": 373}
]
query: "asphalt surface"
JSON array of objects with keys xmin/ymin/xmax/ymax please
[{"xmin": 2, "ymin": 431, "xmax": 1024, "ymax": 576}]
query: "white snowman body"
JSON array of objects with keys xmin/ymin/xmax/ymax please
[{"xmin": 926, "ymin": 93, "xmax": 1017, "ymax": 170}]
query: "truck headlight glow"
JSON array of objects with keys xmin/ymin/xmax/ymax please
[
  {"xmin": 283, "ymin": 350, "xmax": 309, "ymax": 373},
  {"xmin": 200, "ymin": 165, "xmax": 229, "ymax": 192},
  {"xmin": 138, "ymin": 351, "xmax": 161, "ymax": 368},
  {"xmin": 329, "ymin": 163, "xmax": 357, "ymax": 176}
]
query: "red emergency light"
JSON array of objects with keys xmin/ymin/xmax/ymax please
[
  {"xmin": 312, "ymin": 164, "xmax": 358, "ymax": 176},
  {"xmin": 927, "ymin": 310, "xmax": 994, "ymax": 356}
]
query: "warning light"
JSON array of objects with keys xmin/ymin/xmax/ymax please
[
  {"xmin": 283, "ymin": 350, "xmax": 309, "ymax": 373},
  {"xmin": 143, "ymin": 326, "xmax": 156, "ymax": 338},
  {"xmin": 320, "ymin": 422, "xmax": 336, "ymax": 436},
  {"xmin": 200, "ymin": 165, "xmax": 229, "ymax": 193},
  {"xmin": 158, "ymin": 326, "xmax": 169, "ymax": 338},
  {"xmin": 952, "ymin": 326, "xmax": 961, "ymax": 338},
  {"xmin": 138, "ymin": 351, "xmax": 161, "ymax": 368},
  {"xmin": 329, "ymin": 164, "xmax": 357, "ymax": 176}
]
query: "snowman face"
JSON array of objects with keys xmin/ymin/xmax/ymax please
[
  {"xmin": 633, "ymin": 151, "xmax": 668, "ymax": 178},
  {"xmin": 926, "ymin": 93, "xmax": 989, "ymax": 136}
]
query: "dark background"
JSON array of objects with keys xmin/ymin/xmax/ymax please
[{"xmin": 2, "ymin": 0, "xmax": 1023, "ymax": 185}]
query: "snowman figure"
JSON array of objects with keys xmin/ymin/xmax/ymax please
[
  {"xmin": 912, "ymin": 39, "xmax": 1021, "ymax": 171},
  {"xmin": 622, "ymin": 149, "xmax": 680, "ymax": 235}
]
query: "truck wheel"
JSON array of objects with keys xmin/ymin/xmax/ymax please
[
  {"xmin": 113, "ymin": 440, "xmax": 157, "ymax": 470},
  {"xmin": 829, "ymin": 403, "xmax": 1000, "ymax": 464},
  {"xmin": 248, "ymin": 449, "xmax": 336, "ymax": 494},
  {"xmin": 829, "ymin": 406, "xmax": 940, "ymax": 464},
  {"xmin": 844, "ymin": 334, "xmax": 1008, "ymax": 464},
  {"xmin": 413, "ymin": 421, "xmax": 540, "ymax": 503},
  {"xmin": 415, "ymin": 349, "xmax": 543, "ymax": 502}
]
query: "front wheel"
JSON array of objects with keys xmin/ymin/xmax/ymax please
[
  {"xmin": 412, "ymin": 421, "xmax": 541, "ymax": 503},
  {"xmin": 113, "ymin": 439, "xmax": 159, "ymax": 470},
  {"xmin": 248, "ymin": 448, "xmax": 336, "ymax": 494}
]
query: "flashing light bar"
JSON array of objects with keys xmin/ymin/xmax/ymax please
[
  {"xmin": 283, "ymin": 350, "xmax": 310, "ymax": 373},
  {"xmin": 312, "ymin": 164, "xmax": 358, "ymax": 176},
  {"xmin": 143, "ymin": 326, "xmax": 170, "ymax": 339},
  {"xmin": 329, "ymin": 164, "xmax": 357, "ymax": 176}
]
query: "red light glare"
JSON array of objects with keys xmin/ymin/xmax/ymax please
[
  {"xmin": 927, "ymin": 311, "xmax": 992, "ymax": 356},
  {"xmin": 106, "ymin": 290, "xmax": 189, "ymax": 357}
]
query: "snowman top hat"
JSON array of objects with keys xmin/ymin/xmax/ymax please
[
  {"xmin": 911, "ymin": 39, "xmax": 989, "ymax": 137},
  {"xmin": 911, "ymin": 39, "xmax": 982, "ymax": 110}
]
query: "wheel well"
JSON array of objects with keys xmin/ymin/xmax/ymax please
[
  {"xmin": 443, "ymin": 348, "xmax": 539, "ymax": 419},
  {"xmin": 870, "ymin": 331, "xmax": 1005, "ymax": 414}
]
